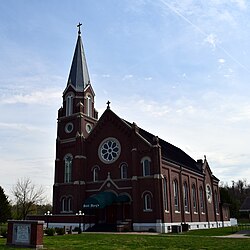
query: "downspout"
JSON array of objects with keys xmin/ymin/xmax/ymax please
[
  {"xmin": 212, "ymin": 182, "xmax": 218, "ymax": 228},
  {"xmin": 203, "ymin": 179, "xmax": 209, "ymax": 228},
  {"xmin": 179, "ymin": 166, "xmax": 185, "ymax": 224}
]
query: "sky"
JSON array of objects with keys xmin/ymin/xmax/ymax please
[{"xmin": 0, "ymin": 0, "xmax": 250, "ymax": 203}]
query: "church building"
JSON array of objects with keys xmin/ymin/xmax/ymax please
[{"xmin": 51, "ymin": 25, "xmax": 230, "ymax": 233}]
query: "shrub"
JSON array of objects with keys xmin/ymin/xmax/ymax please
[
  {"xmin": 0, "ymin": 228, "xmax": 7, "ymax": 238},
  {"xmin": 44, "ymin": 228, "xmax": 55, "ymax": 236},
  {"xmin": 73, "ymin": 227, "xmax": 80, "ymax": 232},
  {"xmin": 55, "ymin": 227, "xmax": 65, "ymax": 235}
]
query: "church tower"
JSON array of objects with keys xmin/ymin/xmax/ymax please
[{"xmin": 53, "ymin": 24, "xmax": 98, "ymax": 214}]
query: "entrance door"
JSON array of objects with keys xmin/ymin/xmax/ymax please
[{"xmin": 106, "ymin": 205, "xmax": 117, "ymax": 224}]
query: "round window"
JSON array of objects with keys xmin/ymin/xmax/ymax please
[
  {"xmin": 86, "ymin": 123, "xmax": 92, "ymax": 133},
  {"xmin": 65, "ymin": 122, "xmax": 74, "ymax": 133},
  {"xmin": 98, "ymin": 137, "xmax": 121, "ymax": 164}
]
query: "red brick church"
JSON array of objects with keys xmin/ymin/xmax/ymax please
[{"xmin": 49, "ymin": 25, "xmax": 230, "ymax": 232}]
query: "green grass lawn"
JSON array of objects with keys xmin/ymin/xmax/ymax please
[
  {"xmin": 183, "ymin": 226, "xmax": 235, "ymax": 236},
  {"xmin": 0, "ymin": 228, "xmax": 249, "ymax": 250}
]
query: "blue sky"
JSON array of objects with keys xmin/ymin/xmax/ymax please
[{"xmin": 0, "ymin": 0, "xmax": 250, "ymax": 202}]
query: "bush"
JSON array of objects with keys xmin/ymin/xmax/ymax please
[
  {"xmin": 73, "ymin": 227, "xmax": 80, "ymax": 232},
  {"xmin": 0, "ymin": 229, "xmax": 7, "ymax": 238},
  {"xmin": 44, "ymin": 228, "xmax": 55, "ymax": 236},
  {"xmin": 55, "ymin": 227, "xmax": 65, "ymax": 235}
]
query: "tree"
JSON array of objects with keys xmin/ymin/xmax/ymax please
[
  {"xmin": 35, "ymin": 203, "xmax": 53, "ymax": 215},
  {"xmin": 12, "ymin": 178, "xmax": 45, "ymax": 220},
  {"xmin": 220, "ymin": 179, "xmax": 250, "ymax": 219},
  {"xmin": 0, "ymin": 186, "xmax": 11, "ymax": 223}
]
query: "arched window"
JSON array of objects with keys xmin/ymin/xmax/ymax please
[
  {"xmin": 192, "ymin": 185, "xmax": 197, "ymax": 212},
  {"xmin": 86, "ymin": 95, "xmax": 92, "ymax": 117},
  {"xmin": 199, "ymin": 186, "xmax": 205, "ymax": 213},
  {"xmin": 215, "ymin": 190, "xmax": 219, "ymax": 214},
  {"xmin": 183, "ymin": 182, "xmax": 189, "ymax": 212},
  {"xmin": 61, "ymin": 197, "xmax": 66, "ymax": 212},
  {"xmin": 144, "ymin": 193, "xmax": 152, "ymax": 211},
  {"xmin": 66, "ymin": 93, "xmax": 74, "ymax": 116},
  {"xmin": 61, "ymin": 197, "xmax": 72, "ymax": 212},
  {"xmin": 93, "ymin": 167, "xmax": 99, "ymax": 182},
  {"xmin": 120, "ymin": 163, "xmax": 128, "ymax": 179},
  {"xmin": 68, "ymin": 197, "xmax": 72, "ymax": 212},
  {"xmin": 173, "ymin": 179, "xmax": 179, "ymax": 211},
  {"xmin": 163, "ymin": 177, "xmax": 168, "ymax": 211},
  {"xmin": 64, "ymin": 154, "xmax": 73, "ymax": 183},
  {"xmin": 141, "ymin": 157, "xmax": 151, "ymax": 176}
]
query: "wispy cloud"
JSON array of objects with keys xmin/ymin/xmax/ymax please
[
  {"xmin": 102, "ymin": 74, "xmax": 110, "ymax": 78},
  {"xmin": 159, "ymin": 0, "xmax": 250, "ymax": 73},
  {"xmin": 204, "ymin": 33, "xmax": 219, "ymax": 48},
  {"xmin": 218, "ymin": 58, "xmax": 226, "ymax": 64},
  {"xmin": 232, "ymin": 0, "xmax": 247, "ymax": 10},
  {"xmin": 122, "ymin": 74, "xmax": 133, "ymax": 80},
  {"xmin": 1, "ymin": 89, "xmax": 61, "ymax": 105},
  {"xmin": 0, "ymin": 122, "xmax": 45, "ymax": 132}
]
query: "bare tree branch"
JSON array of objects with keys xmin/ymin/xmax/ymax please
[{"xmin": 12, "ymin": 177, "xmax": 46, "ymax": 219}]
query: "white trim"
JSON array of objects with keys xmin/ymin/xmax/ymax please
[
  {"xmin": 98, "ymin": 137, "xmax": 121, "ymax": 164},
  {"xmin": 65, "ymin": 92, "xmax": 74, "ymax": 116},
  {"xmin": 60, "ymin": 138, "xmax": 76, "ymax": 144},
  {"xmin": 74, "ymin": 155, "xmax": 86, "ymax": 159},
  {"xmin": 65, "ymin": 122, "xmax": 74, "ymax": 133},
  {"xmin": 133, "ymin": 221, "xmax": 232, "ymax": 233},
  {"xmin": 141, "ymin": 156, "xmax": 151, "ymax": 176}
]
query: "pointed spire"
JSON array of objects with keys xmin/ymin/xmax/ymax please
[{"xmin": 67, "ymin": 23, "xmax": 90, "ymax": 91}]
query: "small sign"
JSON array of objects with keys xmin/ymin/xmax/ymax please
[
  {"xmin": 83, "ymin": 203, "xmax": 100, "ymax": 208},
  {"xmin": 13, "ymin": 223, "xmax": 31, "ymax": 244}
]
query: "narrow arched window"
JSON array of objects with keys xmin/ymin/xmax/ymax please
[
  {"xmin": 192, "ymin": 185, "xmax": 197, "ymax": 212},
  {"xmin": 215, "ymin": 190, "xmax": 219, "ymax": 214},
  {"xmin": 93, "ymin": 167, "xmax": 99, "ymax": 181},
  {"xmin": 120, "ymin": 163, "xmax": 128, "ymax": 179},
  {"xmin": 199, "ymin": 186, "xmax": 205, "ymax": 213},
  {"xmin": 66, "ymin": 93, "xmax": 74, "ymax": 116},
  {"xmin": 163, "ymin": 177, "xmax": 168, "ymax": 211},
  {"xmin": 86, "ymin": 95, "xmax": 92, "ymax": 117},
  {"xmin": 64, "ymin": 154, "xmax": 73, "ymax": 183},
  {"xmin": 173, "ymin": 180, "xmax": 179, "ymax": 211},
  {"xmin": 68, "ymin": 197, "xmax": 72, "ymax": 212},
  {"xmin": 92, "ymin": 166, "xmax": 100, "ymax": 182},
  {"xmin": 144, "ymin": 193, "xmax": 152, "ymax": 211},
  {"xmin": 141, "ymin": 157, "xmax": 151, "ymax": 176},
  {"xmin": 61, "ymin": 197, "xmax": 66, "ymax": 212},
  {"xmin": 183, "ymin": 182, "xmax": 189, "ymax": 212}
]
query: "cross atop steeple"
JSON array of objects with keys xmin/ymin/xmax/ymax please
[
  {"xmin": 77, "ymin": 22, "xmax": 82, "ymax": 35},
  {"xmin": 107, "ymin": 100, "xmax": 111, "ymax": 109}
]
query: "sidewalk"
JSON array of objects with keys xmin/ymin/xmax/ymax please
[{"xmin": 215, "ymin": 230, "xmax": 250, "ymax": 239}]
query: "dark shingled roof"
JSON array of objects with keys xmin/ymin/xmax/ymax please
[
  {"xmin": 67, "ymin": 33, "xmax": 90, "ymax": 91},
  {"xmin": 138, "ymin": 127, "xmax": 201, "ymax": 173},
  {"xmin": 240, "ymin": 196, "xmax": 250, "ymax": 211},
  {"xmin": 123, "ymin": 119, "xmax": 201, "ymax": 173}
]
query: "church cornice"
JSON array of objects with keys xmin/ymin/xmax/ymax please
[
  {"xmin": 59, "ymin": 138, "xmax": 76, "ymax": 144},
  {"xmin": 161, "ymin": 159, "xmax": 205, "ymax": 178},
  {"xmin": 58, "ymin": 112, "xmax": 98, "ymax": 122}
]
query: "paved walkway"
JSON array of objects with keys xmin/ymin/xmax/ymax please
[{"xmin": 215, "ymin": 230, "xmax": 250, "ymax": 239}]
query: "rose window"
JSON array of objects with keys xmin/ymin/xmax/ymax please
[{"xmin": 98, "ymin": 138, "xmax": 121, "ymax": 164}]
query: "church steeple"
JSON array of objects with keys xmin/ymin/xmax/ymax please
[{"xmin": 67, "ymin": 23, "xmax": 90, "ymax": 91}]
